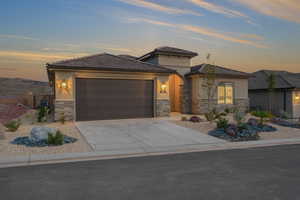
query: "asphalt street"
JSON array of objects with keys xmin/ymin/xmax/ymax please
[{"xmin": 1, "ymin": 145, "xmax": 300, "ymax": 200}]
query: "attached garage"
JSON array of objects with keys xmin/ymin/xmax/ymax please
[
  {"xmin": 75, "ymin": 78, "xmax": 154, "ymax": 121},
  {"xmin": 47, "ymin": 53, "xmax": 174, "ymax": 121}
]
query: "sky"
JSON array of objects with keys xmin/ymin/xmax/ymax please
[{"xmin": 0, "ymin": 0, "xmax": 300, "ymax": 81}]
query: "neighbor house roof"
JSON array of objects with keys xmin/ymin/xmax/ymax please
[
  {"xmin": 47, "ymin": 53, "xmax": 175, "ymax": 74},
  {"xmin": 185, "ymin": 64, "xmax": 251, "ymax": 78},
  {"xmin": 249, "ymin": 70, "xmax": 300, "ymax": 90},
  {"xmin": 138, "ymin": 46, "xmax": 198, "ymax": 61}
]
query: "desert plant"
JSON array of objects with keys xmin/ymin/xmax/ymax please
[
  {"xmin": 251, "ymin": 111, "xmax": 273, "ymax": 126},
  {"xmin": 233, "ymin": 110, "xmax": 246, "ymax": 126},
  {"xmin": 181, "ymin": 116, "xmax": 188, "ymax": 121},
  {"xmin": 216, "ymin": 118, "xmax": 229, "ymax": 129},
  {"xmin": 205, "ymin": 108, "xmax": 227, "ymax": 122},
  {"xmin": 59, "ymin": 112, "xmax": 66, "ymax": 124},
  {"xmin": 4, "ymin": 119, "xmax": 21, "ymax": 132},
  {"xmin": 37, "ymin": 106, "xmax": 49, "ymax": 122},
  {"xmin": 48, "ymin": 130, "xmax": 64, "ymax": 145}
]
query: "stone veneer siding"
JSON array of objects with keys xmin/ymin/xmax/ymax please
[
  {"xmin": 156, "ymin": 99, "xmax": 171, "ymax": 117},
  {"xmin": 192, "ymin": 98, "xmax": 249, "ymax": 114},
  {"xmin": 54, "ymin": 100, "xmax": 75, "ymax": 121},
  {"xmin": 180, "ymin": 78, "xmax": 192, "ymax": 114}
]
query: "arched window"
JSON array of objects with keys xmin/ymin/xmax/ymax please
[{"xmin": 218, "ymin": 83, "xmax": 233, "ymax": 104}]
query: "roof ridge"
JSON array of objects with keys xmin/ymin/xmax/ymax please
[
  {"xmin": 193, "ymin": 63, "xmax": 250, "ymax": 75},
  {"xmin": 48, "ymin": 53, "xmax": 108, "ymax": 65}
]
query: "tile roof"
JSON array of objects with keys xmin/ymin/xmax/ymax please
[
  {"xmin": 138, "ymin": 46, "xmax": 198, "ymax": 60},
  {"xmin": 249, "ymin": 70, "xmax": 300, "ymax": 90},
  {"xmin": 185, "ymin": 64, "xmax": 251, "ymax": 78},
  {"xmin": 47, "ymin": 53, "xmax": 175, "ymax": 74}
]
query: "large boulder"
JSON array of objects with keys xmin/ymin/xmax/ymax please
[{"xmin": 30, "ymin": 126, "xmax": 57, "ymax": 142}]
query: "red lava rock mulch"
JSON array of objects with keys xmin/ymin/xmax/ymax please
[{"xmin": 0, "ymin": 104, "xmax": 29, "ymax": 124}]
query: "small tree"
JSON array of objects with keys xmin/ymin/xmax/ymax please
[
  {"xmin": 266, "ymin": 73, "xmax": 276, "ymax": 113},
  {"xmin": 202, "ymin": 54, "xmax": 217, "ymax": 113}
]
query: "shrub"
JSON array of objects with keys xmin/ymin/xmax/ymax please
[
  {"xmin": 47, "ymin": 130, "xmax": 64, "ymax": 146},
  {"xmin": 205, "ymin": 108, "xmax": 227, "ymax": 122},
  {"xmin": 233, "ymin": 110, "xmax": 246, "ymax": 126},
  {"xmin": 37, "ymin": 106, "xmax": 49, "ymax": 122},
  {"xmin": 251, "ymin": 111, "xmax": 273, "ymax": 125},
  {"xmin": 59, "ymin": 112, "xmax": 66, "ymax": 124},
  {"xmin": 216, "ymin": 118, "xmax": 229, "ymax": 129},
  {"xmin": 4, "ymin": 120, "xmax": 21, "ymax": 132}
]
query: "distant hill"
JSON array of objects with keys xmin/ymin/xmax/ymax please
[{"xmin": 0, "ymin": 77, "xmax": 52, "ymax": 97}]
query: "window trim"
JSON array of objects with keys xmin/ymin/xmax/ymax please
[{"xmin": 217, "ymin": 82, "xmax": 234, "ymax": 105}]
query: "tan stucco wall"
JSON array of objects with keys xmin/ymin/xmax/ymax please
[
  {"xmin": 192, "ymin": 77, "xmax": 248, "ymax": 100},
  {"xmin": 55, "ymin": 71, "xmax": 74, "ymax": 100},
  {"xmin": 158, "ymin": 55, "xmax": 191, "ymax": 67},
  {"xmin": 54, "ymin": 70, "xmax": 170, "ymax": 101},
  {"xmin": 292, "ymin": 91, "xmax": 300, "ymax": 118}
]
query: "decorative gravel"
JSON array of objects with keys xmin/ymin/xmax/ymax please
[
  {"xmin": 0, "ymin": 122, "xmax": 92, "ymax": 156},
  {"xmin": 11, "ymin": 135, "xmax": 77, "ymax": 147}
]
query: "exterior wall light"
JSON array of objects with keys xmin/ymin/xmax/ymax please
[
  {"xmin": 160, "ymin": 83, "xmax": 167, "ymax": 94},
  {"xmin": 60, "ymin": 80, "xmax": 68, "ymax": 89}
]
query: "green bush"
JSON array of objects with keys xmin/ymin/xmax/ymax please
[
  {"xmin": 4, "ymin": 120, "xmax": 21, "ymax": 132},
  {"xmin": 216, "ymin": 118, "xmax": 229, "ymax": 129},
  {"xmin": 59, "ymin": 112, "xmax": 66, "ymax": 124},
  {"xmin": 48, "ymin": 130, "xmax": 64, "ymax": 145},
  {"xmin": 205, "ymin": 108, "xmax": 227, "ymax": 122},
  {"xmin": 251, "ymin": 111, "xmax": 273, "ymax": 125},
  {"xmin": 38, "ymin": 106, "xmax": 49, "ymax": 122}
]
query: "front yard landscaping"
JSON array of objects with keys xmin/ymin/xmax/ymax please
[
  {"xmin": 172, "ymin": 112, "xmax": 300, "ymax": 142},
  {"xmin": 0, "ymin": 109, "xmax": 92, "ymax": 157}
]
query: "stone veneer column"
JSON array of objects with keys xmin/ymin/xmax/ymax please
[
  {"xmin": 54, "ymin": 100, "xmax": 75, "ymax": 121},
  {"xmin": 156, "ymin": 99, "xmax": 170, "ymax": 117},
  {"xmin": 180, "ymin": 78, "xmax": 192, "ymax": 114}
]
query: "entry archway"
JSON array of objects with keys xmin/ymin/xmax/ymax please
[{"xmin": 169, "ymin": 74, "xmax": 184, "ymax": 112}]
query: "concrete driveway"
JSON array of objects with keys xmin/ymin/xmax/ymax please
[{"xmin": 76, "ymin": 119, "xmax": 225, "ymax": 155}]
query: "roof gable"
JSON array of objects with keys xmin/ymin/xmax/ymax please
[{"xmin": 186, "ymin": 64, "xmax": 251, "ymax": 78}]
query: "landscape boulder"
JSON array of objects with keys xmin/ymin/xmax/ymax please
[
  {"xmin": 30, "ymin": 126, "xmax": 58, "ymax": 142},
  {"xmin": 189, "ymin": 116, "xmax": 203, "ymax": 123}
]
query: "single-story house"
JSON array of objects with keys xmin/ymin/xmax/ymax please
[
  {"xmin": 47, "ymin": 46, "xmax": 251, "ymax": 121},
  {"xmin": 249, "ymin": 70, "xmax": 300, "ymax": 119}
]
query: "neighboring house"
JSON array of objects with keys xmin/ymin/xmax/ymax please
[
  {"xmin": 47, "ymin": 46, "xmax": 251, "ymax": 121},
  {"xmin": 249, "ymin": 70, "xmax": 300, "ymax": 119}
]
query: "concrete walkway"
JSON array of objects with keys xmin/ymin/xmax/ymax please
[{"xmin": 75, "ymin": 118, "xmax": 224, "ymax": 154}]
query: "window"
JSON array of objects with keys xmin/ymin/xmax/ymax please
[
  {"xmin": 218, "ymin": 83, "xmax": 233, "ymax": 104},
  {"xmin": 294, "ymin": 91, "xmax": 300, "ymax": 105}
]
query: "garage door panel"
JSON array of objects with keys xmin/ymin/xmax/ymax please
[{"xmin": 76, "ymin": 78, "xmax": 154, "ymax": 121}]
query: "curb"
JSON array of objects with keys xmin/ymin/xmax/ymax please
[{"xmin": 1, "ymin": 138, "xmax": 300, "ymax": 169}]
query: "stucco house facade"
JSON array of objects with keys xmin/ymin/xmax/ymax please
[
  {"xmin": 249, "ymin": 70, "xmax": 300, "ymax": 119},
  {"xmin": 47, "ymin": 47, "xmax": 251, "ymax": 121}
]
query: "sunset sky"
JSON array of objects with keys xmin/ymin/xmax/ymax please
[{"xmin": 0, "ymin": 0, "xmax": 299, "ymax": 81}]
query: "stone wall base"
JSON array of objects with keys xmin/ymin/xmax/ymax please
[
  {"xmin": 54, "ymin": 100, "xmax": 74, "ymax": 121},
  {"xmin": 192, "ymin": 98, "xmax": 249, "ymax": 114},
  {"xmin": 156, "ymin": 99, "xmax": 170, "ymax": 117}
]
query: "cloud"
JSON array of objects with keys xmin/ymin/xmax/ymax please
[
  {"xmin": 187, "ymin": 0, "xmax": 247, "ymax": 18},
  {"xmin": 0, "ymin": 51, "xmax": 86, "ymax": 61},
  {"xmin": 118, "ymin": 0, "xmax": 202, "ymax": 16},
  {"xmin": 0, "ymin": 34, "xmax": 40, "ymax": 41},
  {"xmin": 232, "ymin": 0, "xmax": 300, "ymax": 24},
  {"xmin": 129, "ymin": 18, "xmax": 267, "ymax": 48}
]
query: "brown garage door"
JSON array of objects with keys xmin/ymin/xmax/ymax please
[{"xmin": 75, "ymin": 78, "xmax": 154, "ymax": 121}]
